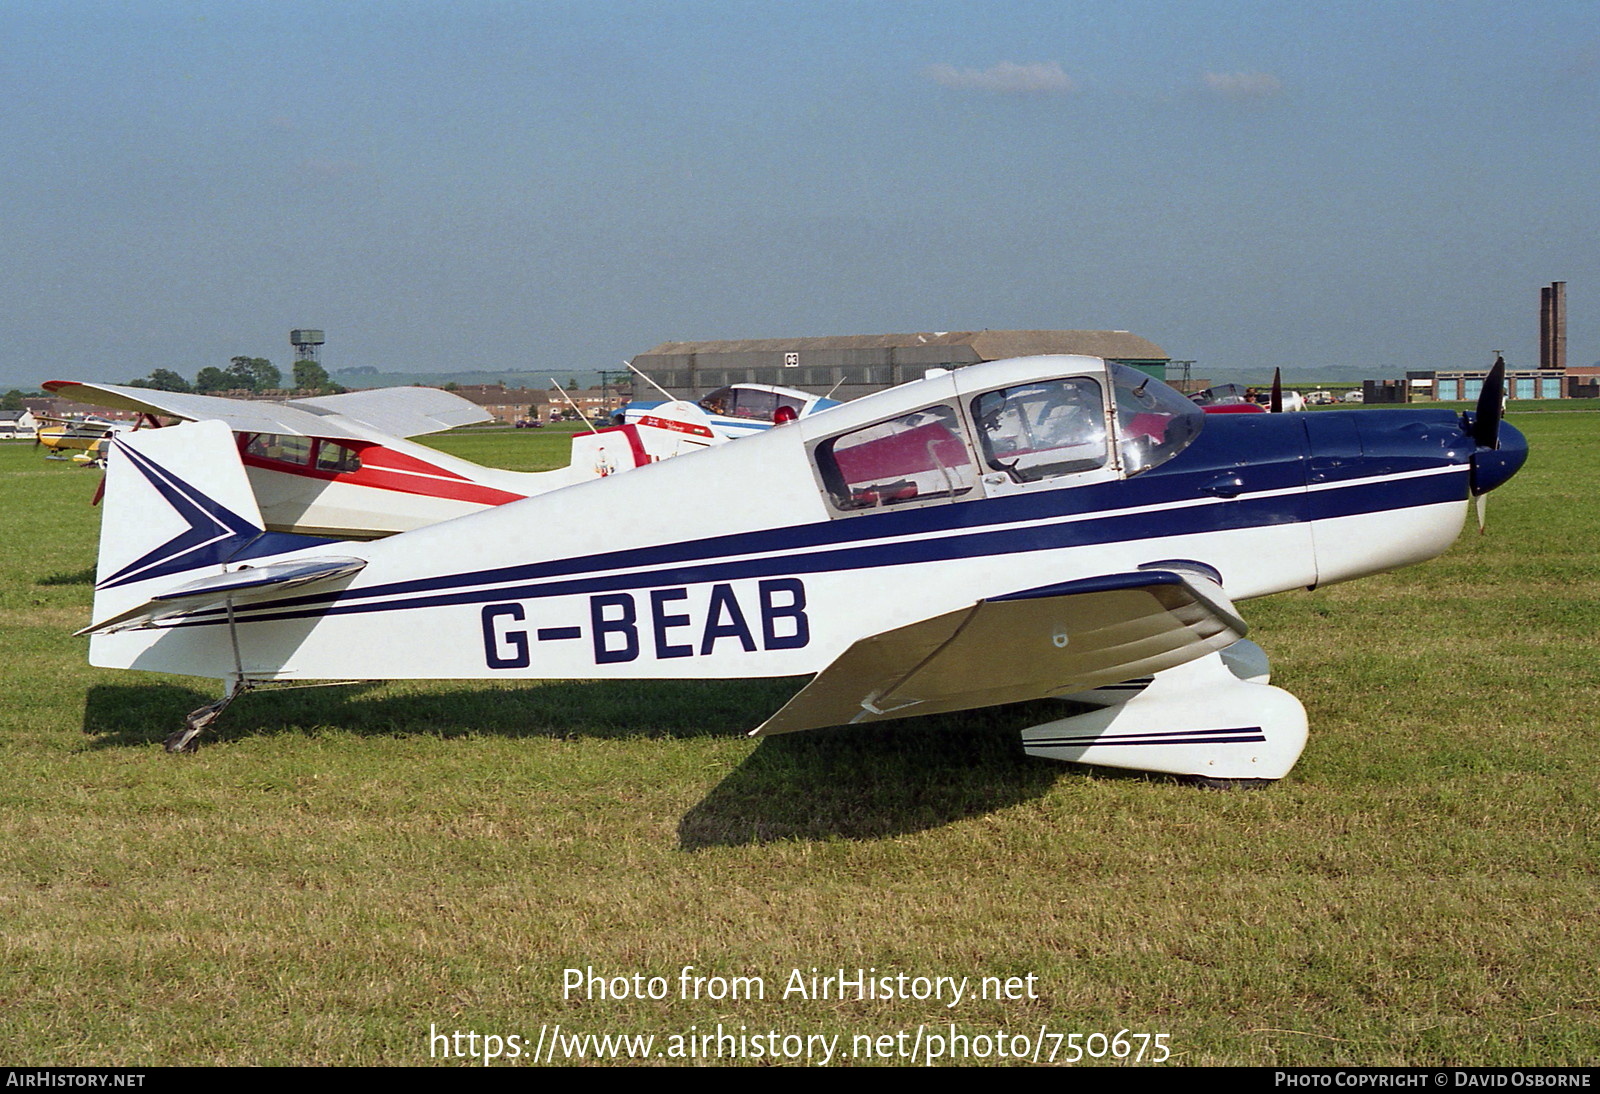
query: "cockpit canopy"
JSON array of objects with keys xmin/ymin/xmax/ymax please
[
  {"xmin": 812, "ymin": 361, "xmax": 1202, "ymax": 514},
  {"xmin": 699, "ymin": 385, "xmax": 809, "ymax": 422},
  {"xmin": 1108, "ymin": 362, "xmax": 1206, "ymax": 476}
]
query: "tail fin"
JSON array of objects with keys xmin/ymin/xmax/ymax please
[
  {"xmin": 561, "ymin": 410, "xmax": 723, "ymax": 483},
  {"xmin": 88, "ymin": 421, "xmax": 333, "ymax": 634},
  {"xmin": 624, "ymin": 401, "xmax": 726, "ymax": 460}
]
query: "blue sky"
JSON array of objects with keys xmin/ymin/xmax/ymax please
[{"xmin": 4, "ymin": 0, "xmax": 1597, "ymax": 388}]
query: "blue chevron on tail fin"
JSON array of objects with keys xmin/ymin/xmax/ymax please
[{"xmin": 90, "ymin": 421, "xmax": 336, "ymax": 625}]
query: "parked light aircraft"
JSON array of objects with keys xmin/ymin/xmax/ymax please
[
  {"xmin": 36, "ymin": 415, "xmax": 130, "ymax": 461},
  {"xmin": 612, "ymin": 381, "xmax": 841, "ymax": 446},
  {"xmin": 76, "ymin": 354, "xmax": 1525, "ymax": 784},
  {"xmin": 43, "ymin": 381, "xmax": 711, "ymax": 539},
  {"xmin": 1191, "ymin": 368, "xmax": 1305, "ymax": 414}
]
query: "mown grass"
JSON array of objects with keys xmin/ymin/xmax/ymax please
[{"xmin": 1, "ymin": 411, "xmax": 1597, "ymax": 1067}]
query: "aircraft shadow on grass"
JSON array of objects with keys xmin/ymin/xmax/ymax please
[
  {"xmin": 676, "ymin": 707, "xmax": 1094, "ymax": 849},
  {"xmin": 79, "ymin": 680, "xmax": 1093, "ymax": 844},
  {"xmin": 38, "ymin": 565, "xmax": 97, "ymax": 586},
  {"xmin": 80, "ymin": 677, "xmax": 805, "ymax": 747}
]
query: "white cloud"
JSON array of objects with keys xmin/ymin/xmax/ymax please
[
  {"xmin": 1199, "ymin": 71, "xmax": 1285, "ymax": 101},
  {"xmin": 925, "ymin": 61, "xmax": 1077, "ymax": 95}
]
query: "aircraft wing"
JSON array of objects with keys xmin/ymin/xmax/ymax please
[
  {"xmin": 753, "ymin": 569, "xmax": 1247, "ymax": 736},
  {"xmin": 43, "ymin": 381, "xmax": 371, "ymax": 440},
  {"xmin": 288, "ymin": 388, "xmax": 492, "ymax": 436},
  {"xmin": 42, "ymin": 382, "xmax": 491, "ymax": 439}
]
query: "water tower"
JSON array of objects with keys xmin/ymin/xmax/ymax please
[{"xmin": 290, "ymin": 329, "xmax": 326, "ymax": 364}]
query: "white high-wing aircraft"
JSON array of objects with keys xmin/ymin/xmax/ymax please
[
  {"xmin": 612, "ymin": 381, "xmax": 842, "ymax": 445},
  {"xmin": 43, "ymin": 381, "xmax": 709, "ymax": 539},
  {"xmin": 76, "ymin": 355, "xmax": 1526, "ymax": 784}
]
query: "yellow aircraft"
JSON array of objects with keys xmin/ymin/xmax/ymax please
[{"xmin": 36, "ymin": 416, "xmax": 129, "ymax": 464}]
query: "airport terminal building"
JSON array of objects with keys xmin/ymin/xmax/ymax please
[{"xmin": 629, "ymin": 330, "xmax": 1171, "ymax": 402}]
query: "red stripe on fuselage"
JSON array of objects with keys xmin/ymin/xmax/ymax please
[
  {"xmin": 636, "ymin": 415, "xmax": 715, "ymax": 438},
  {"xmin": 239, "ymin": 438, "xmax": 527, "ymax": 507}
]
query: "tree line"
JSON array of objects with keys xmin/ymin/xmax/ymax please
[{"xmin": 127, "ymin": 357, "xmax": 345, "ymax": 396}]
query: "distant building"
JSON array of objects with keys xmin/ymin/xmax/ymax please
[
  {"xmin": 1562, "ymin": 365, "xmax": 1600, "ymax": 398},
  {"xmin": 0, "ymin": 409, "xmax": 38, "ymax": 439},
  {"xmin": 630, "ymin": 330, "xmax": 1171, "ymax": 401},
  {"xmin": 452, "ymin": 384, "xmax": 551, "ymax": 424},
  {"xmin": 1404, "ymin": 281, "xmax": 1595, "ymax": 401},
  {"xmin": 1408, "ymin": 367, "xmax": 1577, "ymax": 401},
  {"xmin": 20, "ymin": 396, "xmax": 140, "ymax": 423},
  {"xmin": 453, "ymin": 384, "xmax": 626, "ymax": 424}
]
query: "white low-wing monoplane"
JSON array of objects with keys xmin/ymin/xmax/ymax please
[
  {"xmin": 77, "ymin": 355, "xmax": 1525, "ymax": 784},
  {"xmin": 44, "ymin": 381, "xmax": 711, "ymax": 539}
]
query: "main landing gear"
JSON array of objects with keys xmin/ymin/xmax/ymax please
[{"xmin": 1020, "ymin": 640, "xmax": 1309, "ymax": 785}]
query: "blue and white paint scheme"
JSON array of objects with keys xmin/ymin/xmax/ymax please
[
  {"xmin": 79, "ymin": 354, "xmax": 1526, "ymax": 783},
  {"xmin": 612, "ymin": 382, "xmax": 842, "ymax": 445}
]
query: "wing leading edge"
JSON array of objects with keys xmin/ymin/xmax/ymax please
[
  {"xmin": 41, "ymin": 381, "xmax": 491, "ymax": 438},
  {"xmin": 753, "ymin": 568, "xmax": 1248, "ymax": 737}
]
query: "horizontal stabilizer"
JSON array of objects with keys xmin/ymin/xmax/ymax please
[
  {"xmin": 79, "ymin": 556, "xmax": 367, "ymax": 635},
  {"xmin": 753, "ymin": 569, "xmax": 1247, "ymax": 737}
]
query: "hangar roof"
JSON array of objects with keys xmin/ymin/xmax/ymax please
[{"xmin": 640, "ymin": 329, "xmax": 1168, "ymax": 362}]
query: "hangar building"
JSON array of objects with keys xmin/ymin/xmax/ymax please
[{"xmin": 629, "ymin": 330, "xmax": 1170, "ymax": 402}]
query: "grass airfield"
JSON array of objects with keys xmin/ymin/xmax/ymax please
[{"xmin": 1, "ymin": 410, "xmax": 1597, "ymax": 1067}]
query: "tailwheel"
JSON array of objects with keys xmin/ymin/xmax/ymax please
[{"xmin": 165, "ymin": 682, "xmax": 247, "ymax": 753}]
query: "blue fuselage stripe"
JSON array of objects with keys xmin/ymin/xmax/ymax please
[{"xmin": 166, "ymin": 463, "xmax": 1467, "ymax": 629}]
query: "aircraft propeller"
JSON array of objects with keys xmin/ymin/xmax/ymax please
[
  {"xmin": 1269, "ymin": 368, "xmax": 1283, "ymax": 414},
  {"xmin": 1468, "ymin": 356, "xmax": 1511, "ymax": 533},
  {"xmin": 1471, "ymin": 356, "xmax": 1506, "ymax": 450}
]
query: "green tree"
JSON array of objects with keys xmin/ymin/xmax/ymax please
[
  {"xmin": 253, "ymin": 358, "xmax": 281, "ymax": 391},
  {"xmin": 1, "ymin": 390, "xmax": 26, "ymax": 411},
  {"xmin": 293, "ymin": 359, "xmax": 331, "ymax": 392},
  {"xmin": 194, "ymin": 366, "xmax": 232, "ymax": 394},
  {"xmin": 224, "ymin": 358, "xmax": 256, "ymax": 391},
  {"xmin": 226, "ymin": 356, "xmax": 280, "ymax": 392},
  {"xmin": 129, "ymin": 368, "xmax": 192, "ymax": 393}
]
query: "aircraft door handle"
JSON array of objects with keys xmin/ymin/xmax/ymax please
[{"xmin": 1200, "ymin": 474, "xmax": 1246, "ymax": 498}]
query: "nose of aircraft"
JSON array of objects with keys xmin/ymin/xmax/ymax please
[
  {"xmin": 1470, "ymin": 420, "xmax": 1527, "ymax": 496},
  {"xmin": 1464, "ymin": 358, "xmax": 1529, "ymax": 497}
]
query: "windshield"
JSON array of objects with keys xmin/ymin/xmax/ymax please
[
  {"xmin": 971, "ymin": 377, "xmax": 1108, "ymax": 482},
  {"xmin": 1109, "ymin": 363, "xmax": 1204, "ymax": 476}
]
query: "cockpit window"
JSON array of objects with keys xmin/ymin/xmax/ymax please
[
  {"xmin": 699, "ymin": 386, "xmax": 806, "ymax": 422},
  {"xmin": 244, "ymin": 432, "xmax": 312, "ymax": 466},
  {"xmin": 315, "ymin": 442, "xmax": 361, "ymax": 473},
  {"xmin": 241, "ymin": 433, "xmax": 361, "ymax": 473},
  {"xmin": 699, "ymin": 387, "xmax": 734, "ymax": 417},
  {"xmin": 731, "ymin": 388, "xmax": 776, "ymax": 420},
  {"xmin": 816, "ymin": 404, "xmax": 977, "ymax": 510},
  {"xmin": 1108, "ymin": 363, "xmax": 1205, "ymax": 476},
  {"xmin": 971, "ymin": 378, "xmax": 1108, "ymax": 482}
]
